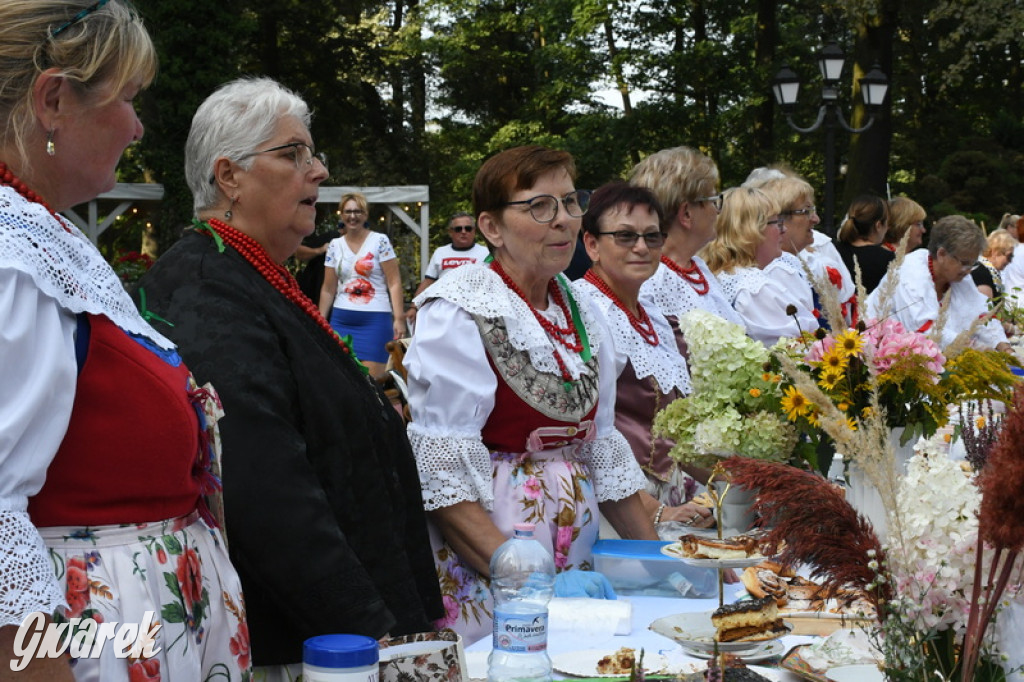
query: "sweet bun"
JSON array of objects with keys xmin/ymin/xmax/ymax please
[
  {"xmin": 741, "ymin": 567, "xmax": 788, "ymax": 606},
  {"xmin": 755, "ymin": 559, "xmax": 795, "ymax": 578}
]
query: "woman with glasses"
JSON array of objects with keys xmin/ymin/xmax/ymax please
[
  {"xmin": 835, "ymin": 194, "xmax": 895, "ymax": 294},
  {"xmin": 748, "ymin": 171, "xmax": 856, "ymax": 327},
  {"xmin": 629, "ymin": 146, "xmax": 744, "ymax": 334},
  {"xmin": 866, "ymin": 215, "xmax": 1011, "ymax": 351},
  {"xmin": 136, "ymin": 77, "xmax": 442, "ymax": 675},
  {"xmin": 0, "ymin": 2, "xmax": 247, "ymax": 679},
  {"xmin": 574, "ymin": 182, "xmax": 720, "ymax": 533},
  {"xmin": 405, "ymin": 146, "xmax": 657, "ymax": 644},
  {"xmin": 319, "ymin": 192, "xmax": 408, "ymax": 377},
  {"xmin": 702, "ymin": 187, "xmax": 817, "ymax": 346},
  {"xmin": 884, "ymin": 196, "xmax": 927, "ymax": 252}
]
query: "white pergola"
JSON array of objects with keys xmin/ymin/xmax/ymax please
[{"xmin": 64, "ymin": 183, "xmax": 431, "ymax": 277}]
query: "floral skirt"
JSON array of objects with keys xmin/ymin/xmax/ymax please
[
  {"xmin": 430, "ymin": 447, "xmax": 598, "ymax": 645},
  {"xmin": 39, "ymin": 511, "xmax": 251, "ymax": 682}
]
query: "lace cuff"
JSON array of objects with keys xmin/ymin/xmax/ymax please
[
  {"xmin": 578, "ymin": 429, "xmax": 648, "ymax": 502},
  {"xmin": 407, "ymin": 424, "xmax": 495, "ymax": 512},
  {"xmin": 1, "ymin": 511, "xmax": 66, "ymax": 628}
]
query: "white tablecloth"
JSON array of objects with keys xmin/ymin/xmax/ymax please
[{"xmin": 464, "ymin": 587, "xmax": 816, "ymax": 679}]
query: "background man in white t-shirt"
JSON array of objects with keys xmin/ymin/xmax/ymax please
[{"xmin": 407, "ymin": 212, "xmax": 490, "ymax": 323}]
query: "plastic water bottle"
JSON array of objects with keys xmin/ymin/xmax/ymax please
[{"xmin": 487, "ymin": 522, "xmax": 555, "ymax": 682}]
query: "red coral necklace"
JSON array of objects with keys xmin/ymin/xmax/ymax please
[
  {"xmin": 490, "ymin": 259, "xmax": 583, "ymax": 388},
  {"xmin": 200, "ymin": 219, "xmax": 366, "ymax": 372},
  {"xmin": 0, "ymin": 161, "xmax": 67, "ymax": 228},
  {"xmin": 661, "ymin": 255, "xmax": 709, "ymax": 295},
  {"xmin": 927, "ymin": 255, "xmax": 950, "ymax": 300},
  {"xmin": 583, "ymin": 270, "xmax": 659, "ymax": 346}
]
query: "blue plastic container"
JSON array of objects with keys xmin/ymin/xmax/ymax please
[{"xmin": 591, "ymin": 539, "xmax": 718, "ymax": 598}]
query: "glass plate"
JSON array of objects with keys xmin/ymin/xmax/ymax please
[
  {"xmin": 649, "ymin": 610, "xmax": 792, "ymax": 652},
  {"xmin": 660, "ymin": 542, "xmax": 767, "ymax": 568}
]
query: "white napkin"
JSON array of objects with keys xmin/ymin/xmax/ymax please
[{"xmin": 548, "ymin": 598, "xmax": 632, "ymax": 636}]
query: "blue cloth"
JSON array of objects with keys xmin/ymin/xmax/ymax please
[
  {"xmin": 554, "ymin": 569, "xmax": 617, "ymax": 600},
  {"xmin": 329, "ymin": 308, "xmax": 392, "ymax": 363}
]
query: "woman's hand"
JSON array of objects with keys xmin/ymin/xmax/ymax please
[
  {"xmin": 661, "ymin": 502, "xmax": 715, "ymax": 529},
  {"xmin": 393, "ymin": 318, "xmax": 408, "ymax": 339}
]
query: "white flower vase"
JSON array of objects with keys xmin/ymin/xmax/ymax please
[
  {"xmin": 845, "ymin": 427, "xmax": 917, "ymax": 543},
  {"xmin": 712, "ymin": 480, "xmax": 757, "ymax": 533},
  {"xmin": 996, "ymin": 599, "xmax": 1024, "ymax": 681}
]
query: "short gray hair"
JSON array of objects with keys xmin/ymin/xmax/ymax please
[
  {"xmin": 929, "ymin": 215, "xmax": 986, "ymax": 258},
  {"xmin": 185, "ymin": 76, "xmax": 311, "ymax": 214}
]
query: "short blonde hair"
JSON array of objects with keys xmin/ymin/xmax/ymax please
[
  {"xmin": 886, "ymin": 196, "xmax": 926, "ymax": 244},
  {"xmin": 629, "ymin": 146, "xmax": 719, "ymax": 231},
  {"xmin": 0, "ymin": 0, "xmax": 156, "ymax": 167},
  {"xmin": 340, "ymin": 192, "xmax": 368, "ymax": 216},
  {"xmin": 748, "ymin": 175, "xmax": 814, "ymax": 213},
  {"xmin": 701, "ymin": 186, "xmax": 780, "ymax": 273},
  {"xmin": 985, "ymin": 229, "xmax": 1016, "ymax": 258}
]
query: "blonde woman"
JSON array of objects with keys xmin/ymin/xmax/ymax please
[
  {"xmin": 973, "ymin": 228, "xmax": 1016, "ymax": 300},
  {"xmin": 320, "ymin": 192, "xmax": 407, "ymax": 377},
  {"xmin": 884, "ymin": 196, "xmax": 927, "ymax": 252},
  {"xmin": 702, "ymin": 187, "xmax": 816, "ymax": 345}
]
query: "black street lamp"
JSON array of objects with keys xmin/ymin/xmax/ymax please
[{"xmin": 772, "ymin": 43, "xmax": 889, "ymax": 236}]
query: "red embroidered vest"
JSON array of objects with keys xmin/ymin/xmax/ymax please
[
  {"xmin": 28, "ymin": 315, "xmax": 202, "ymax": 527},
  {"xmin": 474, "ymin": 315, "xmax": 599, "ymax": 454}
]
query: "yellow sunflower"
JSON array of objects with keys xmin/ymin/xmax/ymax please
[
  {"xmin": 818, "ymin": 368, "xmax": 844, "ymax": 391},
  {"xmin": 837, "ymin": 401, "xmax": 850, "ymax": 412},
  {"xmin": 844, "ymin": 416, "xmax": 858, "ymax": 431},
  {"xmin": 805, "ymin": 405, "xmax": 821, "ymax": 427},
  {"xmin": 861, "ymin": 406, "xmax": 874, "ymax": 419},
  {"xmin": 820, "ymin": 348, "xmax": 849, "ymax": 373},
  {"xmin": 781, "ymin": 385, "xmax": 810, "ymax": 421},
  {"xmin": 834, "ymin": 328, "xmax": 865, "ymax": 359}
]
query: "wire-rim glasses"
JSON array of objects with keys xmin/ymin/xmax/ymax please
[
  {"xmin": 596, "ymin": 230, "xmax": 666, "ymax": 248},
  {"xmin": 697, "ymin": 194, "xmax": 724, "ymax": 213},
  {"xmin": 502, "ymin": 190, "xmax": 591, "ymax": 224},
  {"xmin": 209, "ymin": 142, "xmax": 328, "ymax": 184},
  {"xmin": 782, "ymin": 206, "xmax": 818, "ymax": 217}
]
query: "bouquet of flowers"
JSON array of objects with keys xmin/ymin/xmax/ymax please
[
  {"xmin": 724, "ymin": 387, "xmax": 1024, "ymax": 681},
  {"xmin": 652, "ymin": 310, "xmax": 797, "ymax": 468}
]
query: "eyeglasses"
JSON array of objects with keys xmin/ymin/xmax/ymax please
[
  {"xmin": 502, "ymin": 190, "xmax": 590, "ymax": 224},
  {"xmin": 51, "ymin": 0, "xmax": 110, "ymax": 38},
  {"xmin": 597, "ymin": 230, "xmax": 666, "ymax": 248},
  {"xmin": 783, "ymin": 206, "xmax": 817, "ymax": 216},
  {"xmin": 765, "ymin": 218, "xmax": 786, "ymax": 232},
  {"xmin": 343, "ymin": 209, "xmax": 366, "ymax": 216},
  {"xmin": 697, "ymin": 194, "xmax": 724, "ymax": 213},
  {"xmin": 450, "ymin": 225, "xmax": 475, "ymax": 233},
  {"xmin": 946, "ymin": 251, "xmax": 980, "ymax": 271},
  {"xmin": 209, "ymin": 142, "xmax": 328, "ymax": 184},
  {"xmin": 239, "ymin": 142, "xmax": 327, "ymax": 173}
]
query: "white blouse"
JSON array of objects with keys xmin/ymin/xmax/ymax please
[
  {"xmin": 866, "ymin": 249, "xmax": 1007, "ymax": 349},
  {"xmin": 0, "ymin": 185, "xmax": 173, "ymax": 627},
  {"xmin": 718, "ymin": 264, "xmax": 818, "ymax": 346},
  {"xmin": 405, "ymin": 264, "xmax": 646, "ymax": 512},
  {"xmin": 764, "ymin": 252, "xmax": 819, "ymax": 326},
  {"xmin": 640, "ymin": 255, "xmax": 743, "ymax": 327}
]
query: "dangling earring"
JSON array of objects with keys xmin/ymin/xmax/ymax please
[
  {"xmin": 46, "ymin": 130, "xmax": 56, "ymax": 157},
  {"xmin": 225, "ymin": 196, "xmax": 237, "ymax": 220}
]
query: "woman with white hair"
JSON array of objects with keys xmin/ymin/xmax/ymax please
[
  {"xmin": 702, "ymin": 187, "xmax": 817, "ymax": 346},
  {"xmin": 136, "ymin": 77, "xmax": 442, "ymax": 675}
]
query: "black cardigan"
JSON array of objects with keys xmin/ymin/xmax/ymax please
[{"xmin": 135, "ymin": 230, "xmax": 442, "ymax": 665}]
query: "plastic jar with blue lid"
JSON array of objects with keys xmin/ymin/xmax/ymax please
[{"xmin": 303, "ymin": 634, "xmax": 380, "ymax": 682}]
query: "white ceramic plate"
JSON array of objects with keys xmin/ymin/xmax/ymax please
[
  {"xmin": 679, "ymin": 639, "xmax": 785, "ymax": 662},
  {"xmin": 660, "ymin": 543, "xmax": 766, "ymax": 568},
  {"xmin": 826, "ymin": 664, "xmax": 886, "ymax": 682},
  {"xmin": 550, "ymin": 649, "xmax": 669, "ymax": 678},
  {"xmin": 649, "ymin": 610, "xmax": 792, "ymax": 653}
]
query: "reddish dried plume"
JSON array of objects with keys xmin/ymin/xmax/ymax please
[
  {"xmin": 723, "ymin": 456, "xmax": 891, "ymax": 611},
  {"xmin": 978, "ymin": 385, "xmax": 1024, "ymax": 551}
]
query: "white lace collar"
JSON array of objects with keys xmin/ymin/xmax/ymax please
[
  {"xmin": 573, "ymin": 279, "xmax": 691, "ymax": 393},
  {"xmin": 415, "ymin": 263, "xmax": 604, "ymax": 378},
  {"xmin": 0, "ymin": 186, "xmax": 174, "ymax": 349},
  {"xmin": 640, "ymin": 256, "xmax": 743, "ymax": 327},
  {"xmin": 717, "ymin": 265, "xmax": 771, "ymax": 304},
  {"xmin": 766, "ymin": 252, "xmax": 809, "ymax": 280}
]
